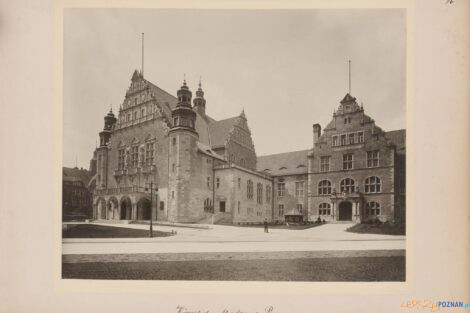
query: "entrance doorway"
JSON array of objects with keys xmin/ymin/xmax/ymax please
[
  {"xmin": 219, "ymin": 201, "xmax": 226, "ymax": 213},
  {"xmin": 338, "ymin": 201, "xmax": 353, "ymax": 221},
  {"xmin": 137, "ymin": 198, "xmax": 151, "ymax": 220},
  {"xmin": 120, "ymin": 197, "xmax": 132, "ymax": 220}
]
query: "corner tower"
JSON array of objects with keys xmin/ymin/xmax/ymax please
[
  {"xmin": 167, "ymin": 79, "xmax": 200, "ymax": 222},
  {"xmin": 96, "ymin": 108, "xmax": 117, "ymax": 191}
]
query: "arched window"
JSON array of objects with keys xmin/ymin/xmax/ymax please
[
  {"xmin": 257, "ymin": 183, "xmax": 263, "ymax": 204},
  {"xmin": 340, "ymin": 178, "xmax": 355, "ymax": 193},
  {"xmin": 365, "ymin": 176, "xmax": 381, "ymax": 193},
  {"xmin": 247, "ymin": 180, "xmax": 253, "ymax": 199},
  {"xmin": 319, "ymin": 203, "xmax": 331, "ymax": 215},
  {"xmin": 366, "ymin": 201, "xmax": 380, "ymax": 216},
  {"xmin": 318, "ymin": 180, "xmax": 332, "ymax": 195}
]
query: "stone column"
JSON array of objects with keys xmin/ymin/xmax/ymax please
[
  {"xmin": 332, "ymin": 201, "xmax": 336, "ymax": 221},
  {"xmin": 353, "ymin": 202, "xmax": 358, "ymax": 223},
  {"xmin": 357, "ymin": 202, "xmax": 361, "ymax": 223}
]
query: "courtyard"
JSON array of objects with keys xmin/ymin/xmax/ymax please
[{"xmin": 62, "ymin": 222, "xmax": 405, "ymax": 281}]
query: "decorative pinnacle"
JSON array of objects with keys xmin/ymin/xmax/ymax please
[
  {"xmin": 183, "ymin": 73, "xmax": 187, "ymax": 86},
  {"xmin": 199, "ymin": 76, "xmax": 202, "ymax": 88}
]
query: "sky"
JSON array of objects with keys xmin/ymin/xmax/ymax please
[{"xmin": 63, "ymin": 8, "xmax": 406, "ymax": 169}]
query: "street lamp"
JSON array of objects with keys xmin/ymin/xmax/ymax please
[{"xmin": 145, "ymin": 182, "xmax": 158, "ymax": 237}]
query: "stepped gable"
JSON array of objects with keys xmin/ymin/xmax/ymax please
[
  {"xmin": 145, "ymin": 80, "xmax": 178, "ymax": 125},
  {"xmin": 257, "ymin": 149, "xmax": 310, "ymax": 176}
]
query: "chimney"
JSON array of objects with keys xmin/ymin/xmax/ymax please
[{"xmin": 313, "ymin": 124, "xmax": 321, "ymax": 146}]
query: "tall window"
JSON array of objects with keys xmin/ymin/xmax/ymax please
[
  {"xmin": 357, "ymin": 131, "xmax": 364, "ymax": 143},
  {"xmin": 204, "ymin": 198, "xmax": 213, "ymax": 213},
  {"xmin": 145, "ymin": 142, "xmax": 154, "ymax": 166},
  {"xmin": 320, "ymin": 156, "xmax": 330, "ymax": 172},
  {"xmin": 341, "ymin": 134, "xmax": 347, "ymax": 145},
  {"xmin": 278, "ymin": 204, "xmax": 284, "ymax": 216},
  {"xmin": 266, "ymin": 185, "xmax": 271, "ymax": 203},
  {"xmin": 238, "ymin": 178, "xmax": 241, "ymax": 189},
  {"xmin": 216, "ymin": 177, "xmax": 220, "ymax": 189},
  {"xmin": 318, "ymin": 180, "xmax": 332, "ymax": 195},
  {"xmin": 296, "ymin": 203, "xmax": 303, "ymax": 213},
  {"xmin": 118, "ymin": 149, "xmax": 125, "ymax": 170},
  {"xmin": 295, "ymin": 181, "xmax": 304, "ymax": 197},
  {"xmin": 332, "ymin": 136, "xmax": 338, "ymax": 146},
  {"xmin": 277, "ymin": 182, "xmax": 285, "ymax": 197},
  {"xmin": 367, "ymin": 150, "xmax": 380, "ymax": 168},
  {"xmin": 366, "ymin": 201, "xmax": 380, "ymax": 216},
  {"xmin": 257, "ymin": 183, "xmax": 263, "ymax": 204},
  {"xmin": 131, "ymin": 146, "xmax": 139, "ymax": 167},
  {"xmin": 206, "ymin": 177, "xmax": 210, "ymax": 189},
  {"xmin": 319, "ymin": 203, "xmax": 331, "ymax": 215},
  {"xmin": 349, "ymin": 133, "xmax": 355, "ymax": 144},
  {"xmin": 343, "ymin": 153, "xmax": 353, "ymax": 170},
  {"xmin": 365, "ymin": 176, "xmax": 381, "ymax": 193},
  {"xmin": 247, "ymin": 180, "xmax": 253, "ymax": 199},
  {"xmin": 133, "ymin": 111, "xmax": 137, "ymax": 120},
  {"xmin": 172, "ymin": 137, "xmax": 176, "ymax": 146},
  {"xmin": 237, "ymin": 201, "xmax": 240, "ymax": 214},
  {"xmin": 340, "ymin": 178, "xmax": 355, "ymax": 193}
]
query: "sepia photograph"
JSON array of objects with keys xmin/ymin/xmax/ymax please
[{"xmin": 61, "ymin": 8, "xmax": 406, "ymax": 281}]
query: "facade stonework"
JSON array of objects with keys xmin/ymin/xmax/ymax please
[{"xmin": 89, "ymin": 71, "xmax": 405, "ymax": 224}]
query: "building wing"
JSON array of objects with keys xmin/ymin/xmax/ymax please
[{"xmin": 256, "ymin": 149, "xmax": 310, "ymax": 176}]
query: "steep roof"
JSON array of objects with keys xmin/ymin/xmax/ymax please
[
  {"xmin": 63, "ymin": 167, "xmax": 93, "ymax": 186},
  {"xmin": 208, "ymin": 116, "xmax": 239, "ymax": 147},
  {"xmin": 386, "ymin": 129, "xmax": 406, "ymax": 152},
  {"xmin": 146, "ymin": 80, "xmax": 178, "ymax": 122},
  {"xmin": 257, "ymin": 149, "xmax": 310, "ymax": 176},
  {"xmin": 144, "ymin": 75, "xmax": 241, "ymax": 150}
]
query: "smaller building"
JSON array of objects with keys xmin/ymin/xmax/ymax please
[{"xmin": 62, "ymin": 167, "xmax": 93, "ymax": 221}]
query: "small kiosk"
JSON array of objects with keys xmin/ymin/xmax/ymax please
[{"xmin": 284, "ymin": 210, "xmax": 304, "ymax": 224}]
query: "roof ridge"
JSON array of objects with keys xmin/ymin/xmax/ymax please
[{"xmin": 257, "ymin": 149, "xmax": 310, "ymax": 158}]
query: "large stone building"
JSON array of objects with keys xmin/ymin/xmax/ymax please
[
  {"xmin": 89, "ymin": 70, "xmax": 405, "ymax": 224},
  {"xmin": 62, "ymin": 167, "xmax": 93, "ymax": 221}
]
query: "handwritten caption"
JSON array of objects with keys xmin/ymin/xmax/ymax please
[{"xmin": 176, "ymin": 306, "xmax": 275, "ymax": 313}]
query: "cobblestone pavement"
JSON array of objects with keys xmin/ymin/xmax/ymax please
[
  {"xmin": 62, "ymin": 255, "xmax": 406, "ymax": 281},
  {"xmin": 63, "ymin": 249, "xmax": 405, "ymax": 263}
]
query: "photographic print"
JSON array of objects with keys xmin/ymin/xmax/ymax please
[{"xmin": 62, "ymin": 8, "xmax": 406, "ymax": 281}]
